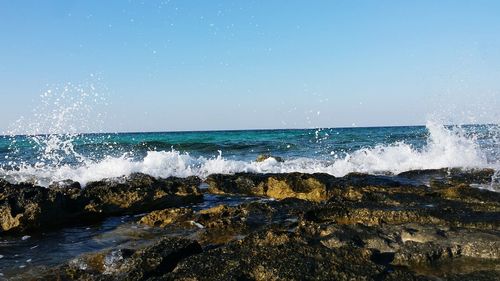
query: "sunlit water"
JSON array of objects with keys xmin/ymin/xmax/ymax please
[{"xmin": 0, "ymin": 122, "xmax": 499, "ymax": 188}]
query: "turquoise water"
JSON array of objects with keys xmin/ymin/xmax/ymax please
[
  {"xmin": 0, "ymin": 126, "xmax": 429, "ymax": 164},
  {"xmin": 0, "ymin": 122, "xmax": 498, "ymax": 187}
]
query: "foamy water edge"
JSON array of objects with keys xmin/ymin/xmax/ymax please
[{"xmin": 1, "ymin": 121, "xmax": 498, "ymax": 188}]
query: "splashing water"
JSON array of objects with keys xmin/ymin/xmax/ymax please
[
  {"xmin": 2, "ymin": 81, "xmax": 108, "ymax": 184},
  {"xmin": 327, "ymin": 121, "xmax": 489, "ymax": 175},
  {"xmin": 1, "ymin": 121, "xmax": 498, "ymax": 187}
]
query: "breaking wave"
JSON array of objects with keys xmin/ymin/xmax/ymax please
[{"xmin": 1, "ymin": 121, "xmax": 497, "ymax": 187}]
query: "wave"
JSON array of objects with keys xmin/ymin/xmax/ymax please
[{"xmin": 0, "ymin": 121, "xmax": 497, "ymax": 187}]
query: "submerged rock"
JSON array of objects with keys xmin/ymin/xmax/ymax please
[
  {"xmin": 0, "ymin": 174, "xmax": 202, "ymax": 233},
  {"xmin": 42, "ymin": 236, "xmax": 202, "ymax": 280},
  {"xmin": 140, "ymin": 198, "xmax": 312, "ymax": 245}
]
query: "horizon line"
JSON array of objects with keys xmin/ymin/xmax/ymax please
[{"xmin": 1, "ymin": 123, "xmax": 497, "ymax": 138}]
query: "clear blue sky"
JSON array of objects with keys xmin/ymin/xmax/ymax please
[{"xmin": 1, "ymin": 0, "xmax": 499, "ymax": 133}]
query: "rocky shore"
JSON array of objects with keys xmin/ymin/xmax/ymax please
[
  {"xmin": 0, "ymin": 174, "xmax": 202, "ymax": 233},
  {"xmin": 1, "ymin": 168, "xmax": 499, "ymax": 280}
]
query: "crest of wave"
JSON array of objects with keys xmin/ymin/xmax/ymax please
[{"xmin": 325, "ymin": 121, "xmax": 489, "ymax": 175}]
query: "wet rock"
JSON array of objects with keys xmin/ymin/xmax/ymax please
[
  {"xmin": 165, "ymin": 228, "xmax": 422, "ymax": 281},
  {"xmin": 305, "ymin": 195, "xmax": 499, "ymax": 230},
  {"xmin": 292, "ymin": 172, "xmax": 500, "ymax": 230},
  {"xmin": 48, "ymin": 179, "xmax": 82, "ymax": 190},
  {"xmin": 42, "ymin": 236, "xmax": 202, "ymax": 280},
  {"xmin": 255, "ymin": 154, "xmax": 284, "ymax": 162},
  {"xmin": 444, "ymin": 269, "xmax": 500, "ymax": 281},
  {"xmin": 397, "ymin": 168, "xmax": 496, "ymax": 187},
  {"xmin": 0, "ymin": 173, "xmax": 202, "ymax": 233},
  {"xmin": 139, "ymin": 207, "xmax": 194, "ymax": 228},
  {"xmin": 80, "ymin": 173, "xmax": 202, "ymax": 215},
  {"xmin": 298, "ymin": 221, "xmax": 500, "ymax": 280},
  {"xmin": 140, "ymin": 198, "xmax": 313, "ymax": 246},
  {"xmin": 4, "ymin": 171, "xmax": 500, "ymax": 280},
  {"xmin": 206, "ymin": 172, "xmax": 414, "ymax": 201},
  {"xmin": 448, "ymin": 168, "xmax": 496, "ymax": 185}
]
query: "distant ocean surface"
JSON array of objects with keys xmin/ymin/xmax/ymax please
[{"xmin": 0, "ymin": 122, "xmax": 498, "ymax": 187}]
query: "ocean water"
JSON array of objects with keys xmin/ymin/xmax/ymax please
[{"xmin": 0, "ymin": 121, "xmax": 499, "ymax": 188}]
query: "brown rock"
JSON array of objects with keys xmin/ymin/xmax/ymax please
[{"xmin": 0, "ymin": 173, "xmax": 203, "ymax": 233}]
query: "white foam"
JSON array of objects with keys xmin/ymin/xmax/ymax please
[{"xmin": 0, "ymin": 121, "xmax": 497, "ymax": 187}]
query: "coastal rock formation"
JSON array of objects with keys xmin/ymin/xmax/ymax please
[
  {"xmin": 206, "ymin": 172, "xmax": 415, "ymax": 201},
  {"xmin": 206, "ymin": 169, "xmax": 498, "ymax": 202},
  {"xmin": 150, "ymin": 170, "xmax": 499, "ymax": 280},
  {"xmin": 4, "ymin": 169, "xmax": 500, "ymax": 280},
  {"xmin": 0, "ymin": 173, "xmax": 202, "ymax": 233}
]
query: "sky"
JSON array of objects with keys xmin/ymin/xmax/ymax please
[{"xmin": 0, "ymin": 0, "xmax": 499, "ymax": 133}]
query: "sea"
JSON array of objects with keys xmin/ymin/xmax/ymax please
[{"xmin": 1, "ymin": 122, "xmax": 499, "ymax": 189}]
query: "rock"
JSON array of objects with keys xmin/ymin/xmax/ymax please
[
  {"xmin": 41, "ymin": 236, "xmax": 202, "ymax": 280},
  {"xmin": 298, "ymin": 221, "xmax": 500, "ymax": 280},
  {"xmin": 80, "ymin": 173, "xmax": 202, "ymax": 215},
  {"xmin": 48, "ymin": 179, "xmax": 82, "ymax": 190},
  {"xmin": 140, "ymin": 198, "xmax": 313, "ymax": 246},
  {"xmin": 448, "ymin": 168, "xmax": 496, "ymax": 185},
  {"xmin": 304, "ymin": 190, "xmax": 500, "ymax": 230},
  {"xmin": 4, "ymin": 171, "xmax": 500, "ymax": 280},
  {"xmin": 0, "ymin": 173, "xmax": 203, "ymax": 233},
  {"xmin": 206, "ymin": 172, "xmax": 418, "ymax": 202},
  {"xmin": 397, "ymin": 168, "xmax": 496, "ymax": 187},
  {"xmin": 206, "ymin": 173, "xmax": 328, "ymax": 201},
  {"xmin": 139, "ymin": 208, "xmax": 194, "ymax": 228},
  {"xmin": 0, "ymin": 204, "xmax": 22, "ymax": 231},
  {"xmin": 256, "ymin": 154, "xmax": 284, "ymax": 163},
  {"xmin": 165, "ymin": 228, "xmax": 421, "ymax": 281}
]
